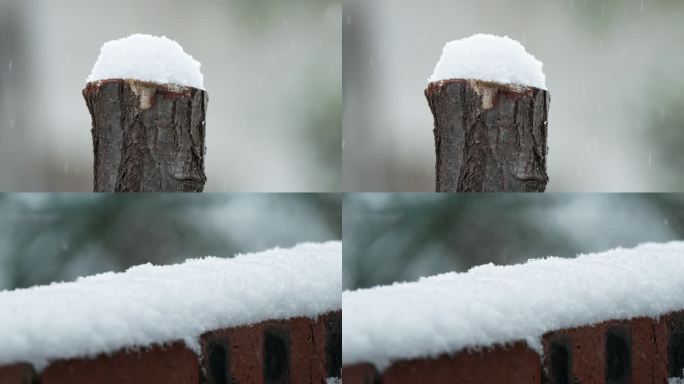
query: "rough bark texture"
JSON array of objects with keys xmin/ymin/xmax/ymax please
[
  {"xmin": 83, "ymin": 79, "xmax": 207, "ymax": 192},
  {"xmin": 425, "ymin": 78, "xmax": 550, "ymax": 192}
]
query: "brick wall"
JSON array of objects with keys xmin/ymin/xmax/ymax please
[
  {"xmin": 343, "ymin": 311, "xmax": 682, "ymax": 384},
  {"xmin": 0, "ymin": 310, "xmax": 341, "ymax": 384}
]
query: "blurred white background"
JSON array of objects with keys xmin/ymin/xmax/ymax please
[
  {"xmin": 0, "ymin": 0, "xmax": 341, "ymax": 191},
  {"xmin": 343, "ymin": 0, "xmax": 684, "ymax": 191}
]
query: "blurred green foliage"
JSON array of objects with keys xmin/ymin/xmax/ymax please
[
  {"xmin": 0, "ymin": 194, "xmax": 340, "ymax": 290},
  {"xmin": 344, "ymin": 194, "xmax": 684, "ymax": 290}
]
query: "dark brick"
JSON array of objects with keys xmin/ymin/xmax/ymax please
[
  {"xmin": 263, "ymin": 322, "xmax": 290, "ymax": 384},
  {"xmin": 605, "ymin": 325, "xmax": 631, "ymax": 384},
  {"xmin": 201, "ymin": 323, "xmax": 264, "ymax": 384},
  {"xmin": 41, "ymin": 341, "xmax": 199, "ymax": 384},
  {"xmin": 544, "ymin": 323, "xmax": 605, "ymax": 383},
  {"xmin": 290, "ymin": 315, "xmax": 327, "ymax": 384},
  {"xmin": 324, "ymin": 310, "xmax": 342, "ymax": 378},
  {"xmin": 381, "ymin": 342, "xmax": 541, "ymax": 384},
  {"xmin": 667, "ymin": 311, "xmax": 684, "ymax": 378},
  {"xmin": 631, "ymin": 316, "xmax": 668, "ymax": 384},
  {"xmin": 0, "ymin": 363, "xmax": 36, "ymax": 384},
  {"xmin": 343, "ymin": 363, "xmax": 380, "ymax": 384}
]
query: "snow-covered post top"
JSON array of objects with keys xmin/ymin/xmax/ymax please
[
  {"xmin": 425, "ymin": 34, "xmax": 550, "ymax": 192},
  {"xmin": 83, "ymin": 34, "xmax": 208, "ymax": 192}
]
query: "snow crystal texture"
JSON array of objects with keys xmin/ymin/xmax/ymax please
[
  {"xmin": 429, "ymin": 34, "xmax": 546, "ymax": 89},
  {"xmin": 0, "ymin": 242, "xmax": 340, "ymax": 368},
  {"xmin": 343, "ymin": 241, "xmax": 684, "ymax": 370},
  {"xmin": 87, "ymin": 34, "xmax": 204, "ymax": 89}
]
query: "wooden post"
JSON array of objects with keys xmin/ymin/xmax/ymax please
[
  {"xmin": 425, "ymin": 79, "xmax": 549, "ymax": 192},
  {"xmin": 83, "ymin": 79, "xmax": 208, "ymax": 192}
]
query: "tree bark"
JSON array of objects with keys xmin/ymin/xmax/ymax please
[
  {"xmin": 425, "ymin": 79, "xmax": 549, "ymax": 192},
  {"xmin": 83, "ymin": 79, "xmax": 207, "ymax": 192}
]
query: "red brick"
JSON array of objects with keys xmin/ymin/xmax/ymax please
[
  {"xmin": 381, "ymin": 342, "xmax": 541, "ymax": 384},
  {"xmin": 201, "ymin": 323, "xmax": 264, "ymax": 384},
  {"xmin": 261, "ymin": 319, "xmax": 291, "ymax": 383},
  {"xmin": 343, "ymin": 314, "xmax": 675, "ymax": 384},
  {"xmin": 199, "ymin": 314, "xmax": 340, "ymax": 384},
  {"xmin": 0, "ymin": 363, "xmax": 35, "ymax": 384},
  {"xmin": 289, "ymin": 316, "xmax": 327, "ymax": 383},
  {"xmin": 343, "ymin": 363, "xmax": 379, "ymax": 384},
  {"xmin": 542, "ymin": 318, "xmax": 666, "ymax": 384},
  {"xmin": 631, "ymin": 316, "xmax": 668, "ymax": 384},
  {"xmin": 322, "ymin": 310, "xmax": 342, "ymax": 378},
  {"xmin": 665, "ymin": 310, "xmax": 684, "ymax": 378},
  {"xmin": 544, "ymin": 322, "xmax": 606, "ymax": 383},
  {"xmin": 40, "ymin": 341, "xmax": 199, "ymax": 384}
]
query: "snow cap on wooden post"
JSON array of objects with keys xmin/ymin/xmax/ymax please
[
  {"xmin": 426, "ymin": 34, "xmax": 550, "ymax": 192},
  {"xmin": 83, "ymin": 34, "xmax": 208, "ymax": 192}
]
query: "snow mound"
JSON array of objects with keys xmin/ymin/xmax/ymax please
[
  {"xmin": 0, "ymin": 241, "xmax": 340, "ymax": 369},
  {"xmin": 86, "ymin": 34, "xmax": 204, "ymax": 89},
  {"xmin": 429, "ymin": 34, "xmax": 546, "ymax": 89},
  {"xmin": 343, "ymin": 241, "xmax": 684, "ymax": 370}
]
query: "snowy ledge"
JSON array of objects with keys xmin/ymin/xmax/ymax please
[
  {"xmin": 429, "ymin": 34, "xmax": 546, "ymax": 90},
  {"xmin": 0, "ymin": 241, "xmax": 341, "ymax": 369},
  {"xmin": 342, "ymin": 241, "xmax": 684, "ymax": 371},
  {"xmin": 86, "ymin": 34, "xmax": 205, "ymax": 90}
]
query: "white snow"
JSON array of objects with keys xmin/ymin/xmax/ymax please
[
  {"xmin": 0, "ymin": 241, "xmax": 340, "ymax": 369},
  {"xmin": 429, "ymin": 34, "xmax": 546, "ymax": 89},
  {"xmin": 86, "ymin": 34, "xmax": 204, "ymax": 89},
  {"xmin": 326, "ymin": 377, "xmax": 341, "ymax": 384},
  {"xmin": 343, "ymin": 241, "xmax": 684, "ymax": 370},
  {"xmin": 670, "ymin": 378, "xmax": 684, "ymax": 384}
]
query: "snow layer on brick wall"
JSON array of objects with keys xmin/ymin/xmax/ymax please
[
  {"xmin": 343, "ymin": 241, "xmax": 684, "ymax": 370},
  {"xmin": 0, "ymin": 241, "xmax": 340, "ymax": 369},
  {"xmin": 429, "ymin": 34, "xmax": 546, "ymax": 89},
  {"xmin": 87, "ymin": 34, "xmax": 204, "ymax": 89}
]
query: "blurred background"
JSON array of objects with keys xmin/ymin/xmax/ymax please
[
  {"xmin": 0, "ymin": 0, "xmax": 341, "ymax": 191},
  {"xmin": 344, "ymin": 193, "xmax": 684, "ymax": 290},
  {"xmin": 343, "ymin": 0, "xmax": 684, "ymax": 191},
  {"xmin": 0, "ymin": 193, "xmax": 341, "ymax": 290}
]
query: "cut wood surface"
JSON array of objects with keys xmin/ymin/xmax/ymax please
[
  {"xmin": 425, "ymin": 79, "xmax": 549, "ymax": 192},
  {"xmin": 84, "ymin": 79, "xmax": 207, "ymax": 192}
]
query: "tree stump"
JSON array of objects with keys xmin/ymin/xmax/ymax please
[
  {"xmin": 83, "ymin": 79, "xmax": 208, "ymax": 192},
  {"xmin": 425, "ymin": 79, "xmax": 549, "ymax": 192}
]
